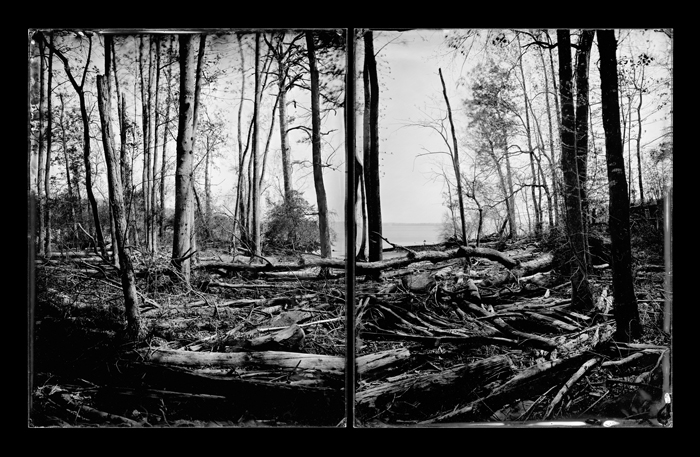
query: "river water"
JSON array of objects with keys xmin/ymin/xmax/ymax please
[{"xmin": 330, "ymin": 221, "xmax": 444, "ymax": 258}]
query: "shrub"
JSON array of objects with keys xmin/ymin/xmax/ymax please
[{"xmin": 263, "ymin": 192, "xmax": 322, "ymax": 255}]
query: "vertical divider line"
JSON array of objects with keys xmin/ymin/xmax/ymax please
[{"xmin": 345, "ymin": 27, "xmax": 356, "ymax": 428}]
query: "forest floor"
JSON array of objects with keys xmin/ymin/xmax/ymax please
[{"xmin": 28, "ymin": 220, "xmax": 672, "ymax": 428}]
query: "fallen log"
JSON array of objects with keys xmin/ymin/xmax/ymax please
[
  {"xmin": 421, "ymin": 351, "xmax": 596, "ymax": 423},
  {"xmin": 356, "ymin": 348, "xmax": 411, "ymax": 380},
  {"xmin": 137, "ymin": 348, "xmax": 345, "ymax": 376},
  {"xmin": 356, "ymin": 355, "xmax": 514, "ymax": 414},
  {"xmin": 115, "ymin": 362, "xmax": 344, "ymax": 425},
  {"xmin": 197, "ymin": 245, "xmax": 521, "ymax": 277},
  {"xmin": 480, "ymin": 252, "xmax": 554, "ymax": 288}
]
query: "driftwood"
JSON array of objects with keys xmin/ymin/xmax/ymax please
[
  {"xmin": 421, "ymin": 352, "xmax": 598, "ymax": 423},
  {"xmin": 356, "ymin": 348, "xmax": 411, "ymax": 380},
  {"xmin": 197, "ymin": 245, "xmax": 522, "ymax": 277},
  {"xmin": 114, "ymin": 362, "xmax": 344, "ymax": 425},
  {"xmin": 137, "ymin": 348, "xmax": 345, "ymax": 376},
  {"xmin": 356, "ymin": 355, "xmax": 514, "ymax": 412},
  {"xmin": 480, "ymin": 252, "xmax": 554, "ymax": 288}
]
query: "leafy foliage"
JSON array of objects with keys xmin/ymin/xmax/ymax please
[{"xmin": 262, "ymin": 191, "xmax": 324, "ymax": 254}]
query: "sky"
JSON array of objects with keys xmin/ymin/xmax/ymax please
[
  {"xmin": 41, "ymin": 28, "xmax": 672, "ymax": 234},
  {"xmin": 364, "ymin": 28, "xmax": 672, "ymax": 225}
]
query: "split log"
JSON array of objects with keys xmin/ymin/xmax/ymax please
[
  {"xmin": 137, "ymin": 348, "xmax": 345, "ymax": 376},
  {"xmin": 480, "ymin": 252, "xmax": 554, "ymax": 288},
  {"xmin": 115, "ymin": 362, "xmax": 344, "ymax": 425},
  {"xmin": 356, "ymin": 355, "xmax": 514, "ymax": 412},
  {"xmin": 197, "ymin": 245, "xmax": 521, "ymax": 277},
  {"xmin": 421, "ymin": 351, "xmax": 596, "ymax": 423},
  {"xmin": 356, "ymin": 348, "xmax": 411, "ymax": 380}
]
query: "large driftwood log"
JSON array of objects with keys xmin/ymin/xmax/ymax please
[
  {"xmin": 480, "ymin": 252, "xmax": 554, "ymax": 288},
  {"xmin": 196, "ymin": 246, "xmax": 523, "ymax": 276},
  {"xmin": 137, "ymin": 348, "xmax": 345, "ymax": 375},
  {"xmin": 115, "ymin": 362, "xmax": 344, "ymax": 425},
  {"xmin": 421, "ymin": 352, "xmax": 596, "ymax": 423},
  {"xmin": 356, "ymin": 348, "xmax": 411, "ymax": 380},
  {"xmin": 356, "ymin": 355, "xmax": 514, "ymax": 412}
]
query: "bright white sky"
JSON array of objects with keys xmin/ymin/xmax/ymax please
[{"xmin": 52, "ymin": 29, "xmax": 670, "ymax": 232}]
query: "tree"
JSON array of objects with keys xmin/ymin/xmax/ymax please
[
  {"xmin": 514, "ymin": 33, "xmax": 542, "ymax": 238},
  {"xmin": 306, "ymin": 31, "xmax": 332, "ymax": 260},
  {"xmin": 363, "ymin": 30, "xmax": 383, "ymax": 263},
  {"xmin": 574, "ymin": 30, "xmax": 595, "ymax": 265},
  {"xmin": 263, "ymin": 191, "xmax": 322, "ymax": 254},
  {"xmin": 557, "ymin": 29, "xmax": 593, "ymax": 311},
  {"xmin": 172, "ymin": 34, "xmax": 196, "ymax": 282},
  {"xmin": 96, "ymin": 34, "xmax": 142, "ymax": 339},
  {"xmin": 44, "ymin": 33, "xmax": 54, "ymax": 257},
  {"xmin": 466, "ymin": 61, "xmax": 518, "ymax": 240},
  {"xmin": 438, "ymin": 68, "xmax": 468, "ymax": 245},
  {"xmin": 38, "ymin": 32, "xmax": 107, "ymax": 258},
  {"xmin": 251, "ymin": 32, "xmax": 263, "ymax": 259},
  {"xmin": 596, "ymin": 29, "xmax": 641, "ymax": 342}
]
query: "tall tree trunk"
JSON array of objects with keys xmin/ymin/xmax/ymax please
[
  {"xmin": 275, "ymin": 34, "xmax": 294, "ymax": 204},
  {"xmin": 575, "ymin": 30, "xmax": 594, "ymax": 266},
  {"xmin": 151, "ymin": 35, "xmax": 161, "ymax": 254},
  {"xmin": 190, "ymin": 33, "xmax": 207, "ymax": 263},
  {"xmin": 139, "ymin": 35, "xmax": 152, "ymax": 252},
  {"xmin": 530, "ymin": 103, "xmax": 555, "ymax": 228},
  {"xmin": 503, "ymin": 135, "xmax": 517, "ymax": 240},
  {"xmin": 44, "ymin": 33, "xmax": 53, "ymax": 257},
  {"xmin": 204, "ymin": 141, "xmax": 212, "ymax": 238},
  {"xmin": 172, "ymin": 34, "xmax": 196, "ymax": 282},
  {"xmin": 516, "ymin": 36, "xmax": 541, "ymax": 238},
  {"xmin": 439, "ymin": 68, "xmax": 468, "ymax": 245},
  {"xmin": 251, "ymin": 33, "xmax": 262, "ymax": 259},
  {"xmin": 37, "ymin": 37, "xmax": 46, "ymax": 257},
  {"xmin": 358, "ymin": 46, "xmax": 372, "ymax": 262},
  {"xmin": 160, "ymin": 36, "xmax": 174, "ymax": 239},
  {"xmin": 97, "ymin": 36, "xmax": 142, "ymax": 340},
  {"xmin": 97, "ymin": 75, "xmax": 142, "ymax": 340},
  {"xmin": 635, "ymin": 64, "xmax": 646, "ymax": 204},
  {"xmin": 306, "ymin": 31, "xmax": 332, "ymax": 260},
  {"xmin": 364, "ymin": 31, "xmax": 383, "ymax": 264},
  {"xmin": 59, "ymin": 93, "xmax": 78, "ymax": 237},
  {"xmin": 539, "ymin": 44, "xmax": 560, "ymax": 226},
  {"xmin": 355, "ymin": 155, "xmax": 367, "ymax": 261},
  {"xmin": 30, "ymin": 35, "xmax": 41, "ymax": 258},
  {"xmin": 233, "ymin": 33, "xmax": 247, "ymax": 252},
  {"xmin": 557, "ymin": 29, "xmax": 593, "ymax": 311},
  {"xmin": 596, "ymin": 29, "xmax": 642, "ymax": 342}
]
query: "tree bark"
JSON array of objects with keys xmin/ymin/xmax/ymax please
[
  {"xmin": 160, "ymin": 37, "xmax": 174, "ymax": 239},
  {"xmin": 150, "ymin": 35, "xmax": 161, "ymax": 254},
  {"xmin": 273, "ymin": 33, "xmax": 294, "ymax": 204},
  {"xmin": 37, "ymin": 37, "xmax": 46, "ymax": 257},
  {"xmin": 190, "ymin": 33, "xmax": 207, "ymax": 263},
  {"xmin": 596, "ymin": 29, "xmax": 641, "ymax": 341},
  {"xmin": 557, "ymin": 29, "xmax": 593, "ymax": 311},
  {"xmin": 251, "ymin": 33, "xmax": 262, "ymax": 259},
  {"xmin": 306, "ymin": 32, "xmax": 332, "ymax": 259},
  {"xmin": 364, "ymin": 31, "xmax": 383, "ymax": 264},
  {"xmin": 172, "ymin": 34, "xmax": 196, "ymax": 281},
  {"xmin": 574, "ymin": 30, "xmax": 594, "ymax": 265},
  {"xmin": 439, "ymin": 68, "xmax": 468, "ymax": 245},
  {"xmin": 96, "ymin": 37, "xmax": 142, "ymax": 340},
  {"xmin": 139, "ymin": 35, "xmax": 153, "ymax": 252},
  {"xmin": 44, "ymin": 33, "xmax": 54, "ymax": 257}
]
